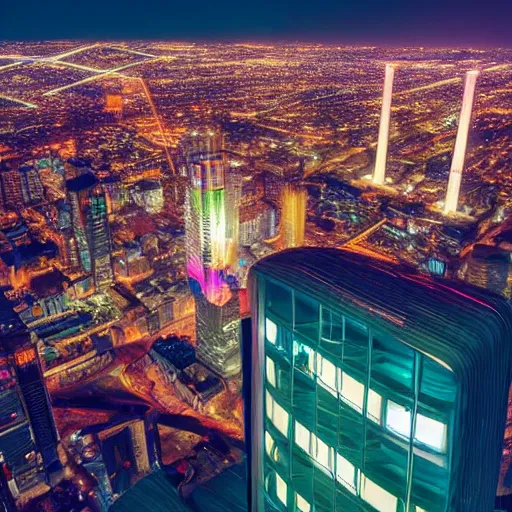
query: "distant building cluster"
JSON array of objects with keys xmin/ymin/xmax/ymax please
[{"xmin": 0, "ymin": 40, "xmax": 511, "ymax": 512}]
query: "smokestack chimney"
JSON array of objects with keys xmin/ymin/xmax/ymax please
[
  {"xmin": 373, "ymin": 63, "xmax": 395, "ymax": 185},
  {"xmin": 444, "ymin": 70, "xmax": 479, "ymax": 215}
]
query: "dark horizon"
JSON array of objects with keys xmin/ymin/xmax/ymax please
[{"xmin": 1, "ymin": 0, "xmax": 511, "ymax": 48}]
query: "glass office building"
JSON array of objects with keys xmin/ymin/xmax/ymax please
[{"xmin": 249, "ymin": 248, "xmax": 512, "ymax": 512}]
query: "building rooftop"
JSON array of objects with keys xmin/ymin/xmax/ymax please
[{"xmin": 251, "ymin": 247, "xmax": 512, "ymax": 369}]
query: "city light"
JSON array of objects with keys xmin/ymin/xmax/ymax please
[{"xmin": 0, "ymin": 40, "xmax": 510, "ymax": 512}]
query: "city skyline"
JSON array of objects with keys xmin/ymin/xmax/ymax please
[{"xmin": 0, "ymin": 40, "xmax": 511, "ymax": 511}]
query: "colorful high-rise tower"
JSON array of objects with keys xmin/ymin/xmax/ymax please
[
  {"xmin": 444, "ymin": 70, "xmax": 479, "ymax": 215},
  {"xmin": 183, "ymin": 128, "xmax": 229, "ymax": 295},
  {"xmin": 373, "ymin": 64, "xmax": 395, "ymax": 186},
  {"xmin": 182, "ymin": 128, "xmax": 242, "ymax": 377}
]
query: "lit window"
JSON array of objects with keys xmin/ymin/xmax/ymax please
[
  {"xmin": 360, "ymin": 474, "xmax": 398, "ymax": 512},
  {"xmin": 266, "ymin": 357, "xmax": 276, "ymax": 387},
  {"xmin": 293, "ymin": 340, "xmax": 315, "ymax": 377},
  {"xmin": 295, "ymin": 421, "xmax": 311, "ymax": 453},
  {"xmin": 314, "ymin": 436, "xmax": 334, "ymax": 473},
  {"xmin": 265, "ymin": 431, "xmax": 275, "ymax": 458},
  {"xmin": 367, "ymin": 389, "xmax": 382, "ymax": 423},
  {"xmin": 266, "ymin": 318, "xmax": 278, "ymax": 344},
  {"xmin": 266, "ymin": 390, "xmax": 273, "ymax": 418},
  {"xmin": 266, "ymin": 390, "xmax": 289, "ymax": 438},
  {"xmin": 386, "ymin": 401, "xmax": 411, "ymax": 438},
  {"xmin": 276, "ymin": 472, "xmax": 287, "ymax": 507},
  {"xmin": 415, "ymin": 414, "xmax": 447, "ymax": 452},
  {"xmin": 336, "ymin": 453, "xmax": 356, "ymax": 494},
  {"xmin": 296, "ymin": 492, "xmax": 311, "ymax": 512},
  {"xmin": 317, "ymin": 354, "xmax": 337, "ymax": 396},
  {"xmin": 340, "ymin": 371, "xmax": 364, "ymax": 411}
]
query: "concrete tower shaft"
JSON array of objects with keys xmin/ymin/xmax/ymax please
[
  {"xmin": 444, "ymin": 70, "xmax": 479, "ymax": 214},
  {"xmin": 373, "ymin": 64, "xmax": 395, "ymax": 185}
]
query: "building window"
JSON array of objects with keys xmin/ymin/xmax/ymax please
[
  {"xmin": 266, "ymin": 390, "xmax": 289, "ymax": 438},
  {"xmin": 340, "ymin": 371, "xmax": 364, "ymax": 412},
  {"xmin": 360, "ymin": 474, "xmax": 398, "ymax": 512},
  {"xmin": 266, "ymin": 356, "xmax": 276, "ymax": 387},
  {"xmin": 367, "ymin": 389, "xmax": 382, "ymax": 424},
  {"xmin": 415, "ymin": 414, "xmax": 447, "ymax": 453},
  {"xmin": 314, "ymin": 436, "xmax": 334, "ymax": 474},
  {"xmin": 293, "ymin": 339, "xmax": 315, "ymax": 377},
  {"xmin": 296, "ymin": 492, "xmax": 311, "ymax": 512},
  {"xmin": 266, "ymin": 317, "xmax": 278, "ymax": 344},
  {"xmin": 317, "ymin": 353, "xmax": 337, "ymax": 396},
  {"xmin": 294, "ymin": 292, "xmax": 319, "ymax": 342},
  {"xmin": 336, "ymin": 453, "xmax": 357, "ymax": 495},
  {"xmin": 265, "ymin": 431, "xmax": 275, "ymax": 458},
  {"xmin": 276, "ymin": 472, "xmax": 287, "ymax": 507},
  {"xmin": 386, "ymin": 400, "xmax": 411, "ymax": 439},
  {"xmin": 295, "ymin": 421, "xmax": 312, "ymax": 453}
]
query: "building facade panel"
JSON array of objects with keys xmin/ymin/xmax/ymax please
[{"xmin": 249, "ymin": 248, "xmax": 512, "ymax": 512}]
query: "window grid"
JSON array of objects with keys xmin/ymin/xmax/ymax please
[{"xmin": 262, "ymin": 281, "xmax": 452, "ymax": 512}]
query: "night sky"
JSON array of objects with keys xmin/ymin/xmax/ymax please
[{"xmin": 1, "ymin": 0, "xmax": 511, "ymax": 46}]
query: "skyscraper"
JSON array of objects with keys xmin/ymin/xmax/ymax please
[
  {"xmin": 86, "ymin": 185, "xmax": 113, "ymax": 290},
  {"xmin": 65, "ymin": 172, "xmax": 113, "ymax": 288},
  {"xmin": 194, "ymin": 288, "xmax": 242, "ymax": 378},
  {"xmin": 0, "ymin": 297, "xmax": 60, "ymax": 499},
  {"xmin": 182, "ymin": 128, "xmax": 242, "ymax": 377},
  {"xmin": 248, "ymin": 247, "xmax": 512, "ymax": 512},
  {"xmin": 373, "ymin": 64, "xmax": 395, "ymax": 186},
  {"xmin": 66, "ymin": 172, "xmax": 97, "ymax": 274},
  {"xmin": 183, "ymin": 128, "xmax": 229, "ymax": 293},
  {"xmin": 444, "ymin": 70, "xmax": 479, "ymax": 215}
]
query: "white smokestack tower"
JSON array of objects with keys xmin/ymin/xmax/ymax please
[
  {"xmin": 444, "ymin": 70, "xmax": 479, "ymax": 214},
  {"xmin": 373, "ymin": 63, "xmax": 395, "ymax": 185}
]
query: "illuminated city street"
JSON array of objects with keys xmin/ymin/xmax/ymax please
[{"xmin": 0, "ymin": 38, "xmax": 511, "ymax": 512}]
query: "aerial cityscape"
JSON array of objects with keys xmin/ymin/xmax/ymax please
[{"xmin": 0, "ymin": 40, "xmax": 511, "ymax": 512}]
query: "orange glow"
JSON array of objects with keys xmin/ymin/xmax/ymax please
[
  {"xmin": 280, "ymin": 184, "xmax": 306, "ymax": 249},
  {"xmin": 14, "ymin": 348, "xmax": 36, "ymax": 367}
]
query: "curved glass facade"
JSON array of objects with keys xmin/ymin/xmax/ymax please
[{"xmin": 259, "ymin": 278, "xmax": 455, "ymax": 512}]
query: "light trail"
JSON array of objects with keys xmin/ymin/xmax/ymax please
[
  {"xmin": 42, "ymin": 57, "xmax": 164, "ymax": 96},
  {"xmin": 49, "ymin": 60, "xmax": 105, "ymax": 73},
  {"xmin": 0, "ymin": 61, "xmax": 24, "ymax": 73},
  {"xmin": 0, "ymin": 94, "xmax": 38, "ymax": 108},
  {"xmin": 395, "ymin": 64, "xmax": 510, "ymax": 98},
  {"xmin": 107, "ymin": 46, "xmax": 157, "ymax": 58},
  {"xmin": 136, "ymin": 77, "xmax": 176, "ymax": 175},
  {"xmin": 344, "ymin": 218, "xmax": 388, "ymax": 246},
  {"xmin": 49, "ymin": 43, "xmax": 100, "ymax": 61}
]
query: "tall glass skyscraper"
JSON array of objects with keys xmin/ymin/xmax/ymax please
[
  {"xmin": 87, "ymin": 185, "xmax": 113, "ymax": 290},
  {"xmin": 248, "ymin": 248, "xmax": 512, "ymax": 512},
  {"xmin": 0, "ymin": 297, "xmax": 60, "ymax": 497},
  {"xmin": 182, "ymin": 128, "xmax": 242, "ymax": 378}
]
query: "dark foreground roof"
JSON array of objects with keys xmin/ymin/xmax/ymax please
[{"xmin": 108, "ymin": 471, "xmax": 191, "ymax": 512}]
